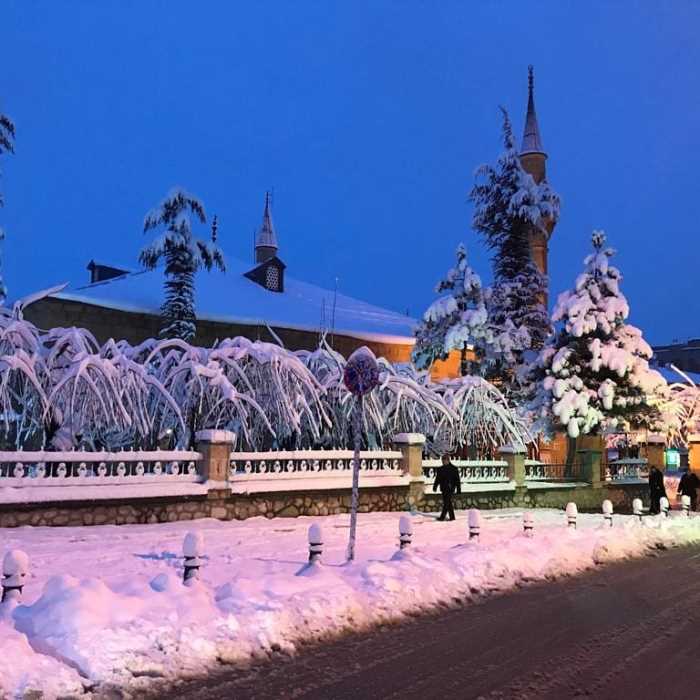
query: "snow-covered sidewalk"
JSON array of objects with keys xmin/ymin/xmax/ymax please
[{"xmin": 2, "ymin": 508, "xmax": 700, "ymax": 698}]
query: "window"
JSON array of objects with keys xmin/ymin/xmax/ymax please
[{"xmin": 265, "ymin": 265, "xmax": 280, "ymax": 291}]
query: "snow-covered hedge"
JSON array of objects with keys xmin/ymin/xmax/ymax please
[{"xmin": 0, "ymin": 305, "xmax": 530, "ymax": 453}]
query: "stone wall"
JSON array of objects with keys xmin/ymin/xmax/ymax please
[
  {"xmin": 0, "ymin": 480, "xmax": 652, "ymax": 529},
  {"xmin": 0, "ymin": 486, "xmax": 409, "ymax": 528},
  {"xmin": 24, "ymin": 297, "xmax": 415, "ymax": 365}
]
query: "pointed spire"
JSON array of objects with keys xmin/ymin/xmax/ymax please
[
  {"xmin": 520, "ymin": 65, "xmax": 545, "ymax": 156},
  {"xmin": 255, "ymin": 191, "xmax": 278, "ymax": 250}
]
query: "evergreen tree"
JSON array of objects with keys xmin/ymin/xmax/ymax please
[
  {"xmin": 0, "ymin": 109, "xmax": 15, "ymax": 305},
  {"xmin": 470, "ymin": 108, "xmax": 558, "ymax": 392},
  {"xmin": 530, "ymin": 230, "xmax": 665, "ymax": 438},
  {"xmin": 140, "ymin": 189, "xmax": 225, "ymax": 342},
  {"xmin": 413, "ymin": 244, "xmax": 491, "ymax": 375}
]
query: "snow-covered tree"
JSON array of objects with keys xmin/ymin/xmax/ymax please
[
  {"xmin": 531, "ymin": 230, "xmax": 665, "ymax": 439},
  {"xmin": 140, "ymin": 189, "xmax": 225, "ymax": 342},
  {"xmin": 470, "ymin": 108, "xmax": 557, "ymax": 392},
  {"xmin": 0, "ymin": 109, "xmax": 15, "ymax": 305},
  {"xmin": 412, "ymin": 244, "xmax": 491, "ymax": 375}
]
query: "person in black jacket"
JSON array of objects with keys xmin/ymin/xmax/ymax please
[
  {"xmin": 648, "ymin": 465, "xmax": 667, "ymax": 514},
  {"xmin": 678, "ymin": 470, "xmax": 700, "ymax": 511},
  {"xmin": 433, "ymin": 454, "xmax": 461, "ymax": 521}
]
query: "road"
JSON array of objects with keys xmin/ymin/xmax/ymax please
[{"xmin": 156, "ymin": 545, "xmax": 700, "ymax": 700}]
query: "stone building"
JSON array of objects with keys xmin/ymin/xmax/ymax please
[{"xmin": 24, "ymin": 193, "xmax": 436, "ymax": 371}]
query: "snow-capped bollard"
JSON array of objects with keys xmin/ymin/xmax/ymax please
[
  {"xmin": 602, "ymin": 499, "xmax": 613, "ymax": 527},
  {"xmin": 468, "ymin": 508, "xmax": 481, "ymax": 541},
  {"xmin": 566, "ymin": 502, "xmax": 577, "ymax": 529},
  {"xmin": 632, "ymin": 498, "xmax": 643, "ymax": 522},
  {"xmin": 399, "ymin": 515, "xmax": 413, "ymax": 550},
  {"xmin": 308, "ymin": 523, "xmax": 323, "ymax": 563},
  {"xmin": 182, "ymin": 531, "xmax": 204, "ymax": 586},
  {"xmin": 660, "ymin": 497, "xmax": 670, "ymax": 518},
  {"xmin": 2, "ymin": 550, "xmax": 29, "ymax": 603},
  {"xmin": 523, "ymin": 511, "xmax": 534, "ymax": 537},
  {"xmin": 682, "ymin": 495, "xmax": 691, "ymax": 517}
]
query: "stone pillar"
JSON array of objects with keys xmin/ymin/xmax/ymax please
[
  {"xmin": 195, "ymin": 430, "xmax": 236, "ymax": 483},
  {"xmin": 689, "ymin": 434, "xmax": 700, "ymax": 475},
  {"xmin": 577, "ymin": 435, "xmax": 603, "ymax": 489},
  {"xmin": 644, "ymin": 434, "xmax": 666, "ymax": 471},
  {"xmin": 499, "ymin": 444, "xmax": 526, "ymax": 487},
  {"xmin": 393, "ymin": 433, "xmax": 426, "ymax": 509}
]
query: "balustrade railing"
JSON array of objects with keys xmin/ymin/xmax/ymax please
[
  {"xmin": 606, "ymin": 458, "xmax": 648, "ymax": 481},
  {"xmin": 229, "ymin": 449, "xmax": 403, "ymax": 480},
  {"xmin": 0, "ymin": 450, "xmax": 202, "ymax": 487},
  {"xmin": 525, "ymin": 460, "xmax": 583, "ymax": 482},
  {"xmin": 422, "ymin": 460, "xmax": 510, "ymax": 483}
]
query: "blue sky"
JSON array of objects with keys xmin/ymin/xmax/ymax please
[{"xmin": 1, "ymin": 1, "xmax": 698, "ymax": 344}]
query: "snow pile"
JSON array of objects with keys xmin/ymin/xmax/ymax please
[{"xmin": 2, "ymin": 508, "xmax": 700, "ymax": 697}]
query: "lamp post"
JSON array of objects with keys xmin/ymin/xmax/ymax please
[{"xmin": 343, "ymin": 347, "xmax": 379, "ymax": 562}]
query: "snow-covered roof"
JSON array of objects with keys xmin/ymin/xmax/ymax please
[
  {"xmin": 520, "ymin": 65, "xmax": 545, "ymax": 156},
  {"xmin": 53, "ymin": 256, "xmax": 417, "ymax": 344},
  {"xmin": 255, "ymin": 192, "xmax": 278, "ymax": 250},
  {"xmin": 655, "ymin": 365, "xmax": 700, "ymax": 386}
]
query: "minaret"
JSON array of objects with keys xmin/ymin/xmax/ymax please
[
  {"xmin": 255, "ymin": 191, "xmax": 278, "ymax": 264},
  {"xmin": 519, "ymin": 65, "xmax": 555, "ymax": 278}
]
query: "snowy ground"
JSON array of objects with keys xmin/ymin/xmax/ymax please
[{"xmin": 3, "ymin": 507, "xmax": 700, "ymax": 699}]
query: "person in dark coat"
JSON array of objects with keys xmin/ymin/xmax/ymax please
[
  {"xmin": 678, "ymin": 470, "xmax": 700, "ymax": 511},
  {"xmin": 433, "ymin": 454, "xmax": 461, "ymax": 521},
  {"xmin": 648, "ymin": 465, "xmax": 666, "ymax": 514}
]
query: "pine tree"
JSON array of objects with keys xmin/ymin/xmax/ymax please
[
  {"xmin": 470, "ymin": 108, "xmax": 558, "ymax": 392},
  {"xmin": 531, "ymin": 230, "xmax": 665, "ymax": 439},
  {"xmin": 413, "ymin": 244, "xmax": 491, "ymax": 375},
  {"xmin": 140, "ymin": 189, "xmax": 225, "ymax": 342},
  {"xmin": 0, "ymin": 109, "xmax": 15, "ymax": 305}
]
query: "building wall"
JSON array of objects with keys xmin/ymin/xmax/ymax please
[
  {"xmin": 24, "ymin": 297, "xmax": 416, "ymax": 366},
  {"xmin": 653, "ymin": 340, "xmax": 700, "ymax": 374}
]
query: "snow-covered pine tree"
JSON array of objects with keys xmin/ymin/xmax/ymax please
[
  {"xmin": 531, "ymin": 230, "xmax": 665, "ymax": 439},
  {"xmin": 412, "ymin": 244, "xmax": 491, "ymax": 375},
  {"xmin": 0, "ymin": 109, "xmax": 15, "ymax": 305},
  {"xmin": 140, "ymin": 189, "xmax": 225, "ymax": 342},
  {"xmin": 470, "ymin": 108, "xmax": 558, "ymax": 392}
]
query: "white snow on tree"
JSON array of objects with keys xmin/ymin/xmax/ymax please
[
  {"xmin": 0, "ymin": 108, "xmax": 15, "ymax": 304},
  {"xmin": 531, "ymin": 230, "xmax": 666, "ymax": 439},
  {"xmin": 140, "ymin": 189, "xmax": 225, "ymax": 342},
  {"xmin": 412, "ymin": 244, "xmax": 491, "ymax": 375},
  {"xmin": 470, "ymin": 108, "xmax": 556, "ymax": 393}
]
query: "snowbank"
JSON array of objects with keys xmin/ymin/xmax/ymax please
[{"xmin": 2, "ymin": 508, "xmax": 700, "ymax": 698}]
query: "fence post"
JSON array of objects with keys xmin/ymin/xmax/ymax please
[
  {"xmin": 499, "ymin": 444, "xmax": 526, "ymax": 487},
  {"xmin": 689, "ymin": 434, "xmax": 700, "ymax": 476},
  {"xmin": 644, "ymin": 434, "xmax": 666, "ymax": 471},
  {"xmin": 393, "ymin": 433, "xmax": 426, "ymax": 510},
  {"xmin": 577, "ymin": 435, "xmax": 603, "ymax": 488},
  {"xmin": 195, "ymin": 430, "xmax": 236, "ymax": 483}
]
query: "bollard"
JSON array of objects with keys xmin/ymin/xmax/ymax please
[
  {"xmin": 398, "ymin": 516, "xmax": 413, "ymax": 550},
  {"xmin": 523, "ymin": 511, "xmax": 534, "ymax": 537},
  {"xmin": 660, "ymin": 497, "xmax": 670, "ymax": 518},
  {"xmin": 182, "ymin": 531, "xmax": 204, "ymax": 586},
  {"xmin": 632, "ymin": 498, "xmax": 643, "ymax": 522},
  {"xmin": 308, "ymin": 523, "xmax": 323, "ymax": 563},
  {"xmin": 602, "ymin": 499, "xmax": 613, "ymax": 527},
  {"xmin": 2, "ymin": 550, "xmax": 29, "ymax": 603},
  {"xmin": 682, "ymin": 495, "xmax": 691, "ymax": 517},
  {"xmin": 566, "ymin": 502, "xmax": 578, "ymax": 529},
  {"xmin": 468, "ymin": 509, "xmax": 481, "ymax": 541}
]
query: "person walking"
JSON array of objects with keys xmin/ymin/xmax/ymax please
[
  {"xmin": 678, "ymin": 469, "xmax": 700, "ymax": 511},
  {"xmin": 433, "ymin": 454, "xmax": 461, "ymax": 521},
  {"xmin": 648, "ymin": 465, "xmax": 667, "ymax": 515}
]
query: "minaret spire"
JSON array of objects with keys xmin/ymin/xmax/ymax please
[
  {"xmin": 254, "ymin": 190, "xmax": 279, "ymax": 264},
  {"xmin": 521, "ymin": 65, "xmax": 545, "ymax": 156}
]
